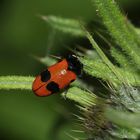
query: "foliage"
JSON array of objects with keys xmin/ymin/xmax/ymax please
[{"xmin": 0, "ymin": 0, "xmax": 140, "ymax": 140}]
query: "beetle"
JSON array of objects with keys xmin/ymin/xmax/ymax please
[{"xmin": 32, "ymin": 54, "xmax": 83, "ymax": 96}]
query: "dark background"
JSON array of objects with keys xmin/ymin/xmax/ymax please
[{"xmin": 0, "ymin": 0, "xmax": 140, "ymax": 140}]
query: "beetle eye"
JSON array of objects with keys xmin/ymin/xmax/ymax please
[{"xmin": 66, "ymin": 55, "xmax": 83, "ymax": 76}]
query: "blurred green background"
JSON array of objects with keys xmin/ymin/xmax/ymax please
[{"xmin": 0, "ymin": 0, "xmax": 140, "ymax": 140}]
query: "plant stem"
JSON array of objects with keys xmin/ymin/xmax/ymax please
[{"xmin": 0, "ymin": 76, "xmax": 34, "ymax": 90}]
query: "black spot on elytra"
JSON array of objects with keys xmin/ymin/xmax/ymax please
[
  {"xmin": 46, "ymin": 81, "xmax": 59, "ymax": 93},
  {"xmin": 41, "ymin": 69, "xmax": 51, "ymax": 82}
]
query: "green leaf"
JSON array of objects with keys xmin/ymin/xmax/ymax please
[
  {"xmin": 92, "ymin": 0, "xmax": 140, "ymax": 68},
  {"xmin": 106, "ymin": 108, "xmax": 140, "ymax": 128},
  {"xmin": 84, "ymin": 29, "xmax": 125, "ymax": 84},
  {"xmin": 111, "ymin": 47, "xmax": 134, "ymax": 70},
  {"xmin": 64, "ymin": 87, "xmax": 97, "ymax": 107},
  {"xmin": 33, "ymin": 55, "xmax": 57, "ymax": 66},
  {"xmin": 81, "ymin": 58, "xmax": 140, "ymax": 86},
  {"xmin": 41, "ymin": 15, "xmax": 85, "ymax": 37},
  {"xmin": 135, "ymin": 27, "xmax": 140, "ymax": 36},
  {"xmin": 110, "ymin": 127, "xmax": 140, "ymax": 139},
  {"xmin": 115, "ymin": 85, "xmax": 140, "ymax": 112}
]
